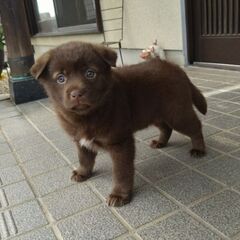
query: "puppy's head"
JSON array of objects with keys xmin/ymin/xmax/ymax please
[{"xmin": 31, "ymin": 41, "xmax": 117, "ymax": 115}]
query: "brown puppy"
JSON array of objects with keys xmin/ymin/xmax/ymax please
[{"xmin": 31, "ymin": 41, "xmax": 207, "ymax": 207}]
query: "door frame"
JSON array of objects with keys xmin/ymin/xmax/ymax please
[
  {"xmin": 181, "ymin": 0, "xmax": 190, "ymax": 65},
  {"xmin": 183, "ymin": 0, "xmax": 240, "ymax": 68},
  {"xmin": 182, "ymin": 0, "xmax": 194, "ymax": 65}
]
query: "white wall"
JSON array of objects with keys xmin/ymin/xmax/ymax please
[{"xmin": 122, "ymin": 0, "xmax": 183, "ymax": 50}]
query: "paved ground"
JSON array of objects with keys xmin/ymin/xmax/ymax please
[{"xmin": 0, "ymin": 66, "xmax": 240, "ymax": 240}]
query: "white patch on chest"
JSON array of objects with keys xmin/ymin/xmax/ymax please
[{"xmin": 79, "ymin": 138, "xmax": 97, "ymax": 152}]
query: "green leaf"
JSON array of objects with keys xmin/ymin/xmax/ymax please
[{"xmin": 0, "ymin": 27, "xmax": 5, "ymax": 48}]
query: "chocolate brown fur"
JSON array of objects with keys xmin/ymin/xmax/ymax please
[{"xmin": 31, "ymin": 41, "xmax": 207, "ymax": 206}]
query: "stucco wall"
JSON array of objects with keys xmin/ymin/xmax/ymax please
[
  {"xmin": 122, "ymin": 0, "xmax": 183, "ymax": 50},
  {"xmin": 31, "ymin": 0, "xmax": 184, "ymax": 63}
]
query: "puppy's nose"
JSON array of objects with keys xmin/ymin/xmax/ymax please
[{"xmin": 70, "ymin": 89, "xmax": 85, "ymax": 100}]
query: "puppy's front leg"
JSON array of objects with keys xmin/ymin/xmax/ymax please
[
  {"xmin": 107, "ymin": 136, "xmax": 135, "ymax": 207},
  {"xmin": 71, "ymin": 142, "xmax": 97, "ymax": 182}
]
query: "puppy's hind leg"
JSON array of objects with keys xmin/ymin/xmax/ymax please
[
  {"xmin": 171, "ymin": 109, "xmax": 206, "ymax": 157},
  {"xmin": 189, "ymin": 131, "xmax": 205, "ymax": 157},
  {"xmin": 150, "ymin": 121, "xmax": 173, "ymax": 149},
  {"xmin": 71, "ymin": 142, "xmax": 97, "ymax": 182}
]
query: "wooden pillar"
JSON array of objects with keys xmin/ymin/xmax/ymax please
[{"xmin": 0, "ymin": 0, "xmax": 46, "ymax": 104}]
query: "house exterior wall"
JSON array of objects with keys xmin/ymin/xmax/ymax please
[
  {"xmin": 31, "ymin": 0, "xmax": 185, "ymax": 65},
  {"xmin": 122, "ymin": 0, "xmax": 183, "ymax": 50}
]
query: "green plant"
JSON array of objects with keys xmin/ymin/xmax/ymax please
[
  {"xmin": 0, "ymin": 25, "xmax": 5, "ymax": 76},
  {"xmin": 0, "ymin": 25, "xmax": 5, "ymax": 50}
]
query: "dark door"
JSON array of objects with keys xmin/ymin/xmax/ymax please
[{"xmin": 188, "ymin": 0, "xmax": 240, "ymax": 65}]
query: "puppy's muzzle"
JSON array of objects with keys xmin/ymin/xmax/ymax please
[
  {"xmin": 70, "ymin": 89, "xmax": 86, "ymax": 101},
  {"xmin": 67, "ymin": 88, "xmax": 91, "ymax": 110}
]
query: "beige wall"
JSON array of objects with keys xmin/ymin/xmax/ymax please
[
  {"xmin": 122, "ymin": 0, "xmax": 183, "ymax": 50},
  {"xmin": 31, "ymin": 34, "xmax": 104, "ymax": 59},
  {"xmin": 31, "ymin": 0, "xmax": 184, "ymax": 63}
]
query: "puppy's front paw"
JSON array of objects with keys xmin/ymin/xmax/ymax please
[
  {"xmin": 190, "ymin": 149, "xmax": 206, "ymax": 158},
  {"xmin": 106, "ymin": 194, "xmax": 131, "ymax": 207},
  {"xmin": 71, "ymin": 170, "xmax": 91, "ymax": 182},
  {"xmin": 150, "ymin": 140, "xmax": 167, "ymax": 149}
]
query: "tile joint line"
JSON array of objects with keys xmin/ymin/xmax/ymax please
[{"xmin": 204, "ymin": 83, "xmax": 240, "ymax": 97}]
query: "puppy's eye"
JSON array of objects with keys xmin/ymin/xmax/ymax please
[
  {"xmin": 85, "ymin": 69, "xmax": 96, "ymax": 80},
  {"xmin": 56, "ymin": 74, "xmax": 66, "ymax": 84}
]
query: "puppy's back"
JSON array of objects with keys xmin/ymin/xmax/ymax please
[
  {"xmin": 114, "ymin": 58, "xmax": 192, "ymax": 109},
  {"xmin": 113, "ymin": 58, "xmax": 205, "ymax": 130}
]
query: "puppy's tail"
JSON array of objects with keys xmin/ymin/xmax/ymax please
[{"xmin": 190, "ymin": 82, "xmax": 207, "ymax": 115}]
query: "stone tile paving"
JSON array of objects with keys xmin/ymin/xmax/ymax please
[
  {"xmin": 11, "ymin": 227, "xmax": 57, "ymax": 240},
  {"xmin": 42, "ymin": 184, "xmax": 101, "ymax": 220},
  {"xmin": 138, "ymin": 211, "xmax": 222, "ymax": 240},
  {"xmin": 191, "ymin": 190, "xmax": 240, "ymax": 238},
  {"xmin": 0, "ymin": 66, "xmax": 240, "ymax": 239},
  {"xmin": 156, "ymin": 170, "xmax": 223, "ymax": 205},
  {"xmin": 31, "ymin": 166, "xmax": 73, "ymax": 197},
  {"xmin": 57, "ymin": 205, "xmax": 127, "ymax": 240}
]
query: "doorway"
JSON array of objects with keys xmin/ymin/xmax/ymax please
[{"xmin": 186, "ymin": 0, "xmax": 240, "ymax": 65}]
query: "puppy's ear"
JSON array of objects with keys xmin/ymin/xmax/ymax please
[
  {"xmin": 31, "ymin": 51, "xmax": 52, "ymax": 79},
  {"xmin": 94, "ymin": 45, "xmax": 117, "ymax": 67}
]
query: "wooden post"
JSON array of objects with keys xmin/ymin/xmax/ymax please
[{"xmin": 0, "ymin": 0, "xmax": 46, "ymax": 104}]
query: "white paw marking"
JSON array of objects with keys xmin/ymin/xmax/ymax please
[{"xmin": 79, "ymin": 138, "xmax": 97, "ymax": 152}]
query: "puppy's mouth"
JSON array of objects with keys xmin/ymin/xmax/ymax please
[
  {"xmin": 71, "ymin": 103, "xmax": 90, "ymax": 111},
  {"xmin": 70, "ymin": 100, "xmax": 91, "ymax": 111}
]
